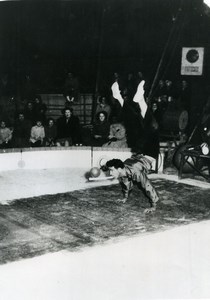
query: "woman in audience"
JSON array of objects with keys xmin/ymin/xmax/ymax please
[
  {"xmin": 92, "ymin": 111, "xmax": 110, "ymax": 147},
  {"xmin": 30, "ymin": 119, "xmax": 45, "ymax": 147},
  {"xmin": 0, "ymin": 120, "xmax": 13, "ymax": 149},
  {"xmin": 94, "ymin": 96, "xmax": 112, "ymax": 121}
]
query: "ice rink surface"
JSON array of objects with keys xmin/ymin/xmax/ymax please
[{"xmin": 0, "ymin": 167, "xmax": 210, "ymax": 300}]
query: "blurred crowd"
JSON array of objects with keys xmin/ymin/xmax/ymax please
[{"xmin": 0, "ymin": 70, "xmax": 197, "ymax": 152}]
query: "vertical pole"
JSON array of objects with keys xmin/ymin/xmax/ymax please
[
  {"xmin": 90, "ymin": 3, "xmax": 106, "ymax": 168},
  {"xmin": 91, "ymin": 144, "xmax": 93, "ymax": 168},
  {"xmin": 92, "ymin": 3, "xmax": 106, "ymax": 123},
  {"xmin": 90, "ymin": 126, "xmax": 93, "ymax": 168},
  {"xmin": 95, "ymin": 3, "xmax": 106, "ymax": 96}
]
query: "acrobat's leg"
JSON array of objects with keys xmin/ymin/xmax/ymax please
[
  {"xmin": 133, "ymin": 80, "xmax": 148, "ymax": 118},
  {"xmin": 137, "ymin": 171, "xmax": 159, "ymax": 213}
]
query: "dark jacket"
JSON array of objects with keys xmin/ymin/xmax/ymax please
[{"xmin": 56, "ymin": 115, "xmax": 81, "ymax": 144}]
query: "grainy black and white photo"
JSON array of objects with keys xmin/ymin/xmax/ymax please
[{"xmin": 0, "ymin": 0, "xmax": 210, "ymax": 299}]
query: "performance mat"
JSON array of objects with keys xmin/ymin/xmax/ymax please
[{"xmin": 0, "ymin": 178, "xmax": 210, "ymax": 265}]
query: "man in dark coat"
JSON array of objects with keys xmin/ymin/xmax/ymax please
[{"xmin": 56, "ymin": 108, "xmax": 81, "ymax": 146}]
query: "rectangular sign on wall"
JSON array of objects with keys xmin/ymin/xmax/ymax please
[{"xmin": 181, "ymin": 47, "xmax": 204, "ymax": 76}]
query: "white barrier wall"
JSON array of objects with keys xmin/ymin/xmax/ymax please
[{"xmin": 0, "ymin": 147, "xmax": 164, "ymax": 172}]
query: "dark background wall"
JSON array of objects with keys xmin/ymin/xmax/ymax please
[{"xmin": 0, "ymin": 0, "xmax": 210, "ymax": 126}]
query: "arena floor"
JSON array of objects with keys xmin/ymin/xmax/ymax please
[{"xmin": 0, "ymin": 167, "xmax": 210, "ymax": 299}]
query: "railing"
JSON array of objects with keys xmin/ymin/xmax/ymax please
[{"xmin": 41, "ymin": 93, "xmax": 94, "ymax": 124}]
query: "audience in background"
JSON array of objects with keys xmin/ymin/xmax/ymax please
[
  {"xmin": 0, "ymin": 70, "xmax": 192, "ymax": 151},
  {"xmin": 30, "ymin": 119, "xmax": 45, "ymax": 147},
  {"xmin": 0, "ymin": 120, "xmax": 13, "ymax": 149}
]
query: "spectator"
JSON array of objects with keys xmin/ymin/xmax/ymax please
[
  {"xmin": 44, "ymin": 118, "xmax": 57, "ymax": 147},
  {"xmin": 165, "ymin": 79, "xmax": 176, "ymax": 102},
  {"xmin": 155, "ymin": 79, "xmax": 166, "ymax": 99},
  {"xmin": 12, "ymin": 112, "xmax": 31, "ymax": 148},
  {"xmin": 30, "ymin": 119, "xmax": 45, "ymax": 147},
  {"xmin": 0, "ymin": 120, "xmax": 13, "ymax": 149},
  {"xmin": 177, "ymin": 80, "xmax": 191, "ymax": 111},
  {"xmin": 24, "ymin": 101, "xmax": 36, "ymax": 125},
  {"xmin": 102, "ymin": 122, "xmax": 128, "ymax": 148},
  {"xmin": 94, "ymin": 96, "xmax": 112, "ymax": 121},
  {"xmin": 154, "ymin": 80, "xmax": 168, "ymax": 114},
  {"xmin": 151, "ymin": 101, "xmax": 162, "ymax": 127},
  {"xmin": 33, "ymin": 95, "xmax": 47, "ymax": 125},
  {"xmin": 63, "ymin": 72, "xmax": 79, "ymax": 104},
  {"xmin": 56, "ymin": 107, "xmax": 82, "ymax": 146},
  {"xmin": 92, "ymin": 111, "xmax": 110, "ymax": 147}
]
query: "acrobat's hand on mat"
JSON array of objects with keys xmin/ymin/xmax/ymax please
[{"xmin": 116, "ymin": 198, "xmax": 127, "ymax": 204}]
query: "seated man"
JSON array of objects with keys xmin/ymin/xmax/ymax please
[
  {"xmin": 56, "ymin": 107, "xmax": 82, "ymax": 146},
  {"xmin": 12, "ymin": 112, "xmax": 31, "ymax": 148},
  {"xmin": 102, "ymin": 154, "xmax": 159, "ymax": 214},
  {"xmin": 44, "ymin": 118, "xmax": 57, "ymax": 147}
]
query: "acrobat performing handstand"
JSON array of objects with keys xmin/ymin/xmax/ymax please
[
  {"xmin": 101, "ymin": 154, "xmax": 159, "ymax": 214},
  {"xmin": 106, "ymin": 76, "xmax": 160, "ymax": 213}
]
